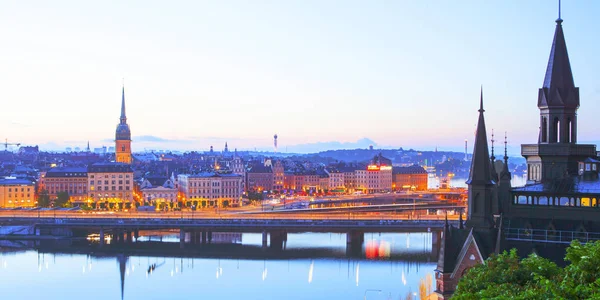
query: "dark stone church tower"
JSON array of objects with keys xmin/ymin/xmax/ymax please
[
  {"xmin": 115, "ymin": 86, "xmax": 132, "ymax": 164},
  {"xmin": 522, "ymin": 17, "xmax": 595, "ymax": 182}
]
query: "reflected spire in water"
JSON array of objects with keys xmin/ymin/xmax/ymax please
[{"xmin": 117, "ymin": 254, "xmax": 128, "ymax": 300}]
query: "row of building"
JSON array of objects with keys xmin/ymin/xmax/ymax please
[
  {"xmin": 35, "ymin": 163, "xmax": 244, "ymax": 209},
  {"xmin": 245, "ymin": 155, "xmax": 427, "ymax": 194},
  {"xmin": 0, "ymin": 155, "xmax": 426, "ymax": 208}
]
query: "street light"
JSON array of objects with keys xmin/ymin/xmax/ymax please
[{"xmin": 364, "ymin": 289, "xmax": 382, "ymax": 300}]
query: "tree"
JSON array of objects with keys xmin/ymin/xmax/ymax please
[
  {"xmin": 453, "ymin": 241, "xmax": 600, "ymax": 299},
  {"xmin": 54, "ymin": 191, "xmax": 70, "ymax": 208},
  {"xmin": 37, "ymin": 189, "xmax": 51, "ymax": 207},
  {"xmin": 556, "ymin": 240, "xmax": 600, "ymax": 299}
]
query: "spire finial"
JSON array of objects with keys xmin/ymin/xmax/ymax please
[
  {"xmin": 491, "ymin": 129, "xmax": 495, "ymax": 161},
  {"xmin": 479, "ymin": 85, "xmax": 484, "ymax": 113},
  {"xmin": 557, "ymin": 0, "xmax": 563, "ymax": 23},
  {"xmin": 504, "ymin": 131, "xmax": 508, "ymax": 164}
]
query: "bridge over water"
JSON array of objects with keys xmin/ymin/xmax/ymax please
[{"xmin": 0, "ymin": 216, "xmax": 451, "ymax": 256}]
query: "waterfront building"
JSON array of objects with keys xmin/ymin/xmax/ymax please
[
  {"xmin": 178, "ymin": 173, "xmax": 243, "ymax": 207},
  {"xmin": 0, "ymin": 178, "xmax": 35, "ymax": 208},
  {"xmin": 139, "ymin": 176, "xmax": 177, "ymax": 208},
  {"xmin": 115, "ymin": 86, "xmax": 132, "ymax": 164},
  {"xmin": 355, "ymin": 154, "xmax": 393, "ymax": 193},
  {"xmin": 41, "ymin": 167, "xmax": 88, "ymax": 203},
  {"xmin": 272, "ymin": 160, "xmax": 284, "ymax": 192},
  {"xmin": 393, "ymin": 165, "xmax": 428, "ymax": 191},
  {"xmin": 318, "ymin": 173, "xmax": 329, "ymax": 192},
  {"xmin": 324, "ymin": 167, "xmax": 345, "ymax": 191},
  {"xmin": 341, "ymin": 165, "xmax": 359, "ymax": 192},
  {"xmin": 87, "ymin": 162, "xmax": 134, "ymax": 208},
  {"xmin": 246, "ymin": 163, "xmax": 273, "ymax": 193},
  {"xmin": 283, "ymin": 171, "xmax": 295, "ymax": 191}
]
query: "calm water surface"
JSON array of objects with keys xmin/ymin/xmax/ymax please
[{"xmin": 0, "ymin": 232, "xmax": 437, "ymax": 300}]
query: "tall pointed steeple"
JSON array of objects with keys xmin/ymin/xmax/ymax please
[
  {"xmin": 120, "ymin": 85, "xmax": 127, "ymax": 124},
  {"xmin": 540, "ymin": 16, "xmax": 576, "ymax": 101},
  {"xmin": 537, "ymin": 9, "xmax": 580, "ymax": 145},
  {"xmin": 466, "ymin": 87, "xmax": 496, "ymax": 229},
  {"xmin": 466, "ymin": 88, "xmax": 495, "ymax": 186},
  {"xmin": 115, "ymin": 84, "xmax": 132, "ymax": 164}
]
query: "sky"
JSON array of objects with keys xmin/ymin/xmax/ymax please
[{"xmin": 1, "ymin": 0, "xmax": 599, "ymax": 154}]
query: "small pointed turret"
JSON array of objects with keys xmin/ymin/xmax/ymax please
[
  {"xmin": 466, "ymin": 88, "xmax": 495, "ymax": 186},
  {"xmin": 490, "ymin": 129, "xmax": 499, "ymax": 182},
  {"xmin": 501, "ymin": 132, "xmax": 510, "ymax": 178}
]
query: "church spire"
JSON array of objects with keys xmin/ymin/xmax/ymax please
[
  {"xmin": 120, "ymin": 85, "xmax": 127, "ymax": 124},
  {"xmin": 539, "ymin": 7, "xmax": 577, "ymax": 108},
  {"xmin": 537, "ymin": 5, "xmax": 579, "ymax": 145},
  {"xmin": 467, "ymin": 87, "xmax": 495, "ymax": 186}
]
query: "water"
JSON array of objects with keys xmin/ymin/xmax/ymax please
[
  {"xmin": 0, "ymin": 232, "xmax": 437, "ymax": 300},
  {"xmin": 428, "ymin": 174, "xmax": 528, "ymax": 189}
]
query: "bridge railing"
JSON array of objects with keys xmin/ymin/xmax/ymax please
[
  {"xmin": 504, "ymin": 228, "xmax": 600, "ymax": 244},
  {"xmin": 1, "ymin": 216, "xmax": 450, "ymax": 229}
]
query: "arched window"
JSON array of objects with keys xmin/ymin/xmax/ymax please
[
  {"xmin": 553, "ymin": 117, "xmax": 560, "ymax": 143},
  {"xmin": 568, "ymin": 118, "xmax": 573, "ymax": 143},
  {"xmin": 541, "ymin": 117, "xmax": 548, "ymax": 142}
]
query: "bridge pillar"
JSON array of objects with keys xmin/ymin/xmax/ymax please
[
  {"xmin": 134, "ymin": 229, "xmax": 139, "ymax": 241},
  {"xmin": 269, "ymin": 230, "xmax": 286, "ymax": 251},
  {"xmin": 262, "ymin": 230, "xmax": 268, "ymax": 248},
  {"xmin": 99, "ymin": 228, "xmax": 105, "ymax": 246},
  {"xmin": 346, "ymin": 230, "xmax": 364, "ymax": 257},
  {"xmin": 207, "ymin": 231, "xmax": 213, "ymax": 244},
  {"xmin": 180, "ymin": 229, "xmax": 185, "ymax": 249},
  {"xmin": 201, "ymin": 231, "xmax": 207, "ymax": 244},
  {"xmin": 126, "ymin": 231, "xmax": 132, "ymax": 243}
]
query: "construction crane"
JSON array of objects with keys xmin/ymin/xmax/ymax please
[{"xmin": 3, "ymin": 138, "xmax": 21, "ymax": 151}]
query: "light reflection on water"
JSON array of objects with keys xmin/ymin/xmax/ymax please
[{"xmin": 0, "ymin": 232, "xmax": 437, "ymax": 300}]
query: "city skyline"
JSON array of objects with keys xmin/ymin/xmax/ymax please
[{"xmin": 1, "ymin": 1, "xmax": 599, "ymax": 153}]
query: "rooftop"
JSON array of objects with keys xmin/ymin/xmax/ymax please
[{"xmin": 513, "ymin": 176, "xmax": 600, "ymax": 194}]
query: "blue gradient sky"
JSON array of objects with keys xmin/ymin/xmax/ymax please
[{"xmin": 1, "ymin": 1, "xmax": 599, "ymax": 153}]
